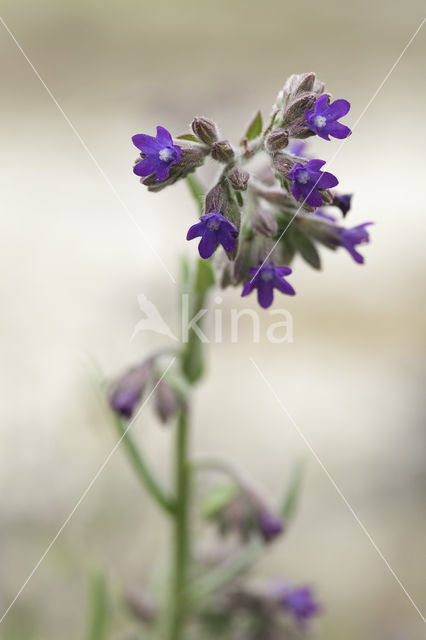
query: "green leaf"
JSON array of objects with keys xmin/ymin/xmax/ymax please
[
  {"xmin": 84, "ymin": 571, "xmax": 109, "ymax": 640},
  {"xmin": 177, "ymin": 133, "xmax": 200, "ymax": 143},
  {"xmin": 186, "ymin": 175, "xmax": 205, "ymax": 215},
  {"xmin": 280, "ymin": 458, "xmax": 307, "ymax": 522},
  {"xmin": 241, "ymin": 110, "xmax": 263, "ymax": 143},
  {"xmin": 292, "ymin": 226, "xmax": 321, "ymax": 269},
  {"xmin": 194, "ymin": 258, "xmax": 215, "ymax": 295},
  {"xmin": 201, "ymin": 483, "xmax": 238, "ymax": 519}
]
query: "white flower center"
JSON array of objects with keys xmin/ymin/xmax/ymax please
[
  {"xmin": 314, "ymin": 115, "xmax": 327, "ymax": 129},
  {"xmin": 261, "ymin": 270, "xmax": 274, "ymax": 282},
  {"xmin": 297, "ymin": 170, "xmax": 310, "ymax": 184},
  {"xmin": 159, "ymin": 148, "xmax": 172, "ymax": 162}
]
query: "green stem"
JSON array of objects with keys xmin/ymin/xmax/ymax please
[
  {"xmin": 113, "ymin": 415, "xmax": 175, "ymax": 515},
  {"xmin": 167, "ymin": 408, "xmax": 191, "ymax": 640}
]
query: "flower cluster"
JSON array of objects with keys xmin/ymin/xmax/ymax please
[{"xmin": 132, "ymin": 73, "xmax": 373, "ymax": 309}]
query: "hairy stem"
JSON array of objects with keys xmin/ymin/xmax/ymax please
[{"xmin": 167, "ymin": 408, "xmax": 191, "ymax": 640}]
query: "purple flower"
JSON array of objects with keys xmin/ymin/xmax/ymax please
[
  {"xmin": 186, "ymin": 211, "xmax": 238, "ymax": 259},
  {"xmin": 241, "ymin": 263, "xmax": 295, "ymax": 309},
  {"xmin": 258, "ymin": 508, "xmax": 284, "ymax": 543},
  {"xmin": 305, "ymin": 94, "xmax": 352, "ymax": 141},
  {"xmin": 333, "ymin": 193, "xmax": 352, "ymax": 217},
  {"xmin": 289, "ymin": 159, "xmax": 338, "ymax": 208},
  {"xmin": 132, "ymin": 126, "xmax": 181, "ymax": 181},
  {"xmin": 280, "ymin": 586, "xmax": 320, "ymax": 624},
  {"xmin": 339, "ymin": 222, "xmax": 373, "ymax": 264}
]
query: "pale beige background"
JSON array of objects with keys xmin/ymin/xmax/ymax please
[{"xmin": 0, "ymin": 1, "xmax": 425, "ymax": 638}]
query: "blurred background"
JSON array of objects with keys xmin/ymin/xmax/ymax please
[{"xmin": 1, "ymin": 0, "xmax": 425, "ymax": 638}]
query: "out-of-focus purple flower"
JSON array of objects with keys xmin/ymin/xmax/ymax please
[
  {"xmin": 311, "ymin": 208, "xmax": 337, "ymax": 223},
  {"xmin": 339, "ymin": 222, "xmax": 373, "ymax": 264},
  {"xmin": 305, "ymin": 94, "xmax": 351, "ymax": 141},
  {"xmin": 241, "ymin": 263, "xmax": 295, "ymax": 309},
  {"xmin": 289, "ymin": 159, "xmax": 338, "ymax": 208},
  {"xmin": 333, "ymin": 193, "xmax": 352, "ymax": 217},
  {"xmin": 258, "ymin": 508, "xmax": 284, "ymax": 543},
  {"xmin": 186, "ymin": 211, "xmax": 238, "ymax": 259},
  {"xmin": 280, "ymin": 586, "xmax": 320, "ymax": 624},
  {"xmin": 132, "ymin": 126, "xmax": 181, "ymax": 181},
  {"xmin": 109, "ymin": 362, "xmax": 152, "ymax": 420},
  {"xmin": 287, "ymin": 140, "xmax": 308, "ymax": 157}
]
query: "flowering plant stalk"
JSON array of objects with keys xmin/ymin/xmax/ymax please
[{"xmin": 94, "ymin": 72, "xmax": 373, "ymax": 640}]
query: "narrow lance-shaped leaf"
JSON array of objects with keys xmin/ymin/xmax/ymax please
[
  {"xmin": 280, "ymin": 457, "xmax": 307, "ymax": 523},
  {"xmin": 84, "ymin": 571, "xmax": 109, "ymax": 640},
  {"xmin": 186, "ymin": 174, "xmax": 205, "ymax": 215},
  {"xmin": 240, "ymin": 110, "xmax": 263, "ymax": 144}
]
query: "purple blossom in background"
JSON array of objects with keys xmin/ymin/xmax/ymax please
[
  {"xmin": 109, "ymin": 364, "xmax": 151, "ymax": 420},
  {"xmin": 258, "ymin": 508, "xmax": 284, "ymax": 543},
  {"xmin": 242, "ymin": 263, "xmax": 295, "ymax": 309},
  {"xmin": 333, "ymin": 193, "xmax": 353, "ymax": 217},
  {"xmin": 289, "ymin": 159, "xmax": 338, "ymax": 208},
  {"xmin": 311, "ymin": 208, "xmax": 337, "ymax": 223},
  {"xmin": 305, "ymin": 94, "xmax": 352, "ymax": 141},
  {"xmin": 339, "ymin": 222, "xmax": 373, "ymax": 264},
  {"xmin": 186, "ymin": 211, "xmax": 238, "ymax": 259},
  {"xmin": 132, "ymin": 126, "xmax": 181, "ymax": 181},
  {"xmin": 280, "ymin": 586, "xmax": 320, "ymax": 625},
  {"xmin": 287, "ymin": 140, "xmax": 308, "ymax": 157}
]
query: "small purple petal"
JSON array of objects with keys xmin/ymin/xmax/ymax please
[
  {"xmin": 326, "ymin": 98, "xmax": 351, "ymax": 119},
  {"xmin": 156, "ymin": 125, "xmax": 174, "ymax": 146},
  {"xmin": 133, "ymin": 156, "xmax": 161, "ymax": 177},
  {"xmin": 326, "ymin": 121, "xmax": 352, "ymax": 139},
  {"xmin": 186, "ymin": 221, "xmax": 204, "ymax": 240},
  {"xmin": 257, "ymin": 279, "xmax": 274, "ymax": 308},
  {"xmin": 132, "ymin": 133, "xmax": 160, "ymax": 153},
  {"xmin": 316, "ymin": 171, "xmax": 339, "ymax": 189},
  {"xmin": 198, "ymin": 231, "xmax": 218, "ymax": 259},
  {"xmin": 274, "ymin": 277, "xmax": 296, "ymax": 296}
]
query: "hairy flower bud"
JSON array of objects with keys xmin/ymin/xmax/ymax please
[
  {"xmin": 191, "ymin": 117, "xmax": 219, "ymax": 146},
  {"xmin": 252, "ymin": 208, "xmax": 278, "ymax": 237},
  {"xmin": 265, "ymin": 128, "xmax": 289, "ymax": 153},
  {"xmin": 154, "ymin": 379, "xmax": 181, "ymax": 424},
  {"xmin": 273, "ymin": 153, "xmax": 296, "ymax": 178},
  {"xmin": 109, "ymin": 361, "xmax": 153, "ymax": 420},
  {"xmin": 228, "ymin": 167, "xmax": 249, "ymax": 191},
  {"xmin": 211, "ymin": 140, "xmax": 235, "ymax": 163}
]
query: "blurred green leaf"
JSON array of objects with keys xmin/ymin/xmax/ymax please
[
  {"xmin": 84, "ymin": 571, "xmax": 109, "ymax": 640},
  {"xmin": 241, "ymin": 110, "xmax": 263, "ymax": 143},
  {"xmin": 280, "ymin": 458, "xmax": 307, "ymax": 522},
  {"xmin": 194, "ymin": 258, "xmax": 216, "ymax": 295},
  {"xmin": 186, "ymin": 174, "xmax": 205, "ymax": 215},
  {"xmin": 201, "ymin": 483, "xmax": 238, "ymax": 519},
  {"xmin": 292, "ymin": 226, "xmax": 321, "ymax": 269},
  {"xmin": 177, "ymin": 133, "xmax": 200, "ymax": 143}
]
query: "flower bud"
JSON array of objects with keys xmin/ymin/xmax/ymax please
[
  {"xmin": 252, "ymin": 208, "xmax": 278, "ymax": 238},
  {"xmin": 211, "ymin": 140, "xmax": 235, "ymax": 163},
  {"xmin": 191, "ymin": 117, "xmax": 219, "ymax": 146},
  {"xmin": 265, "ymin": 128, "xmax": 289, "ymax": 153},
  {"xmin": 258, "ymin": 507, "xmax": 285, "ymax": 543},
  {"xmin": 109, "ymin": 361, "xmax": 152, "ymax": 420},
  {"xmin": 154, "ymin": 379, "xmax": 181, "ymax": 424},
  {"xmin": 272, "ymin": 153, "xmax": 296, "ymax": 179},
  {"xmin": 227, "ymin": 167, "xmax": 249, "ymax": 191}
]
